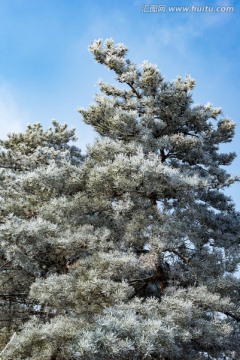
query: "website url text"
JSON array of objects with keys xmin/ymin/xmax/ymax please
[{"xmin": 141, "ymin": 4, "xmax": 234, "ymax": 13}]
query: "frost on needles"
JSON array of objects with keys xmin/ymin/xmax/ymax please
[{"xmin": 0, "ymin": 39, "xmax": 239, "ymax": 359}]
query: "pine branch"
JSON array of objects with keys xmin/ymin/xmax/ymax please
[
  {"xmin": 0, "ymin": 332, "xmax": 16, "ymax": 356},
  {"xmin": 171, "ymin": 249, "xmax": 190, "ymax": 264},
  {"xmin": 129, "ymin": 263, "xmax": 169, "ymax": 296},
  {"xmin": 0, "ymin": 260, "xmax": 11, "ymax": 270},
  {"xmin": 0, "ymin": 164, "xmax": 21, "ymax": 170},
  {"xmin": 164, "ymin": 248, "xmax": 190, "ymax": 264},
  {"xmin": 126, "ymin": 82, "xmax": 141, "ymax": 99},
  {"xmin": 224, "ymin": 311, "xmax": 240, "ymax": 322},
  {"xmin": 0, "ymin": 293, "xmax": 28, "ymax": 298},
  {"xmin": 160, "ymin": 149, "xmax": 168, "ymax": 163}
]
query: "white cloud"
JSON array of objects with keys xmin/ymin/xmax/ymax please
[
  {"xmin": 140, "ymin": 0, "xmax": 234, "ymax": 58},
  {"xmin": 0, "ymin": 84, "xmax": 26, "ymax": 140}
]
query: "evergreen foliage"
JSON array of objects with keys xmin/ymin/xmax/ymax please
[{"xmin": 0, "ymin": 39, "xmax": 239, "ymax": 359}]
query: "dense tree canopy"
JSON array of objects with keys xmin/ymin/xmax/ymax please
[{"xmin": 0, "ymin": 39, "xmax": 239, "ymax": 359}]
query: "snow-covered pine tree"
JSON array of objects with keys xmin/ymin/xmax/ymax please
[
  {"xmin": 0, "ymin": 122, "xmax": 84, "ymax": 353},
  {"xmin": 1, "ymin": 39, "xmax": 240, "ymax": 359}
]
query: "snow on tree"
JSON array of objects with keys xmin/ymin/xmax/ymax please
[{"xmin": 0, "ymin": 39, "xmax": 240, "ymax": 359}]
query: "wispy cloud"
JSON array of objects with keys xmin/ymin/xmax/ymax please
[{"xmin": 0, "ymin": 83, "xmax": 26, "ymax": 140}]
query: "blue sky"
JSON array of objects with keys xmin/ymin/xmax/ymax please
[{"xmin": 0, "ymin": 0, "xmax": 239, "ymax": 206}]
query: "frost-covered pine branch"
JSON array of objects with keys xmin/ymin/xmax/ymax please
[{"xmin": 0, "ymin": 39, "xmax": 239, "ymax": 359}]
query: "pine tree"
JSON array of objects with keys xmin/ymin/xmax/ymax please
[{"xmin": 0, "ymin": 39, "xmax": 240, "ymax": 359}]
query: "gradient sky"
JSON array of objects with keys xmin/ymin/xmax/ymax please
[{"xmin": 0, "ymin": 0, "xmax": 239, "ymax": 206}]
